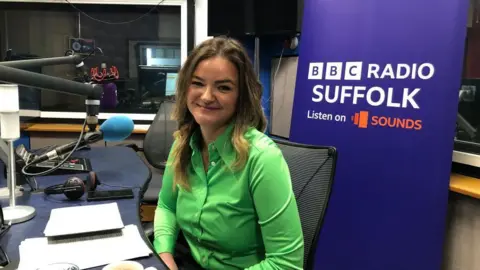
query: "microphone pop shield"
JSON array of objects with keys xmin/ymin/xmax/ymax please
[{"xmin": 99, "ymin": 115, "xmax": 134, "ymax": 142}]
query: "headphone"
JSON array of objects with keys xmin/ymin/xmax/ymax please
[{"xmin": 44, "ymin": 171, "xmax": 100, "ymax": 200}]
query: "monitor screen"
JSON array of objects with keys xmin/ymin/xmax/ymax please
[{"xmin": 166, "ymin": 73, "xmax": 178, "ymax": 96}]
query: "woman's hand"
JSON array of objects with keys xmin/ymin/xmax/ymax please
[{"xmin": 159, "ymin": 252, "xmax": 179, "ymax": 270}]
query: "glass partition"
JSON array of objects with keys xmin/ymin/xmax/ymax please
[
  {"xmin": 0, "ymin": 2, "xmax": 181, "ymax": 117},
  {"xmin": 456, "ymin": 28, "xmax": 480, "ymax": 155}
]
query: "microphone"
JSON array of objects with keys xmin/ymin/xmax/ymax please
[
  {"xmin": 15, "ymin": 144, "xmax": 35, "ymax": 164},
  {"xmin": 29, "ymin": 115, "xmax": 134, "ymax": 165}
]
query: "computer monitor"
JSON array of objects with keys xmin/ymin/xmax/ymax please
[
  {"xmin": 165, "ymin": 72, "xmax": 178, "ymax": 96},
  {"xmin": 138, "ymin": 67, "xmax": 167, "ymax": 98}
]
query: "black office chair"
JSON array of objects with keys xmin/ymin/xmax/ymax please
[
  {"xmin": 135, "ymin": 102, "xmax": 198, "ymax": 268},
  {"xmin": 133, "ymin": 101, "xmax": 176, "ymax": 203},
  {"xmin": 121, "ymin": 101, "xmax": 176, "ymax": 240},
  {"xmin": 272, "ymin": 139, "xmax": 337, "ymax": 270},
  {"xmin": 139, "ymin": 127, "xmax": 336, "ymax": 269}
]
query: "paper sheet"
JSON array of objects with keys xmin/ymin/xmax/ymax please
[
  {"xmin": 18, "ymin": 224, "xmax": 152, "ymax": 270},
  {"xmin": 44, "ymin": 202, "xmax": 124, "ymax": 237}
]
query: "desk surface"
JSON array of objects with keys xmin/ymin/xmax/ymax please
[
  {"xmin": 0, "ymin": 147, "xmax": 166, "ymax": 270},
  {"xmin": 450, "ymin": 173, "xmax": 480, "ymax": 199},
  {"xmin": 20, "ymin": 123, "xmax": 149, "ymax": 134}
]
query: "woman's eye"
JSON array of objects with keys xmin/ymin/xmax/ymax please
[
  {"xmin": 191, "ymin": 81, "xmax": 203, "ymax": 87},
  {"xmin": 218, "ymin": 85, "xmax": 231, "ymax": 91}
]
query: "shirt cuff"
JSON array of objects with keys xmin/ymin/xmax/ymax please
[{"xmin": 153, "ymin": 235, "xmax": 176, "ymax": 254}]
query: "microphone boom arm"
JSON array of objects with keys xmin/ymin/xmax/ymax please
[
  {"xmin": 0, "ymin": 64, "xmax": 103, "ymax": 99},
  {"xmin": 0, "ymin": 55, "xmax": 84, "ymax": 70}
]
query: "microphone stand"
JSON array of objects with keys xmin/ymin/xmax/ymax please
[
  {"xmin": 0, "ymin": 84, "xmax": 35, "ymax": 224},
  {"xmin": 0, "ymin": 56, "xmax": 104, "ymax": 224}
]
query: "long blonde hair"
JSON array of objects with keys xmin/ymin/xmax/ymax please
[{"xmin": 170, "ymin": 37, "xmax": 267, "ymax": 189}]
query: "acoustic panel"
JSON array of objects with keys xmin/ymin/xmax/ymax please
[{"xmin": 270, "ymin": 56, "xmax": 299, "ymax": 139}]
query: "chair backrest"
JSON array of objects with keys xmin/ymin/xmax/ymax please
[
  {"xmin": 273, "ymin": 139, "xmax": 337, "ymax": 270},
  {"xmin": 143, "ymin": 100, "xmax": 177, "ymax": 169}
]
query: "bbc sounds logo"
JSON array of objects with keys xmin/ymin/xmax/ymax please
[
  {"xmin": 351, "ymin": 111, "xmax": 422, "ymax": 130},
  {"xmin": 305, "ymin": 61, "xmax": 433, "ymax": 131},
  {"xmin": 352, "ymin": 111, "xmax": 369, "ymax": 128}
]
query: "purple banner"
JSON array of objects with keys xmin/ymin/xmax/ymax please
[{"xmin": 290, "ymin": 1, "xmax": 468, "ymax": 269}]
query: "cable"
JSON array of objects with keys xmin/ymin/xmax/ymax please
[
  {"xmin": 42, "ymin": 194, "xmax": 82, "ymax": 206},
  {"xmin": 64, "ymin": 0, "xmax": 165, "ymax": 25},
  {"xmin": 35, "ymin": 144, "xmax": 60, "ymax": 154},
  {"xmin": 31, "ymin": 176, "xmax": 38, "ymax": 190},
  {"xmin": 0, "ymin": 245, "xmax": 9, "ymax": 267},
  {"xmin": 27, "ymin": 176, "xmax": 39, "ymax": 191},
  {"xmin": 263, "ymin": 47, "xmax": 284, "ymax": 109},
  {"xmin": 65, "ymin": 47, "xmax": 103, "ymax": 61},
  {"xmin": 273, "ymin": 48, "xmax": 284, "ymax": 90},
  {"xmin": 271, "ymin": 47, "xmax": 287, "ymax": 119},
  {"xmin": 21, "ymin": 118, "xmax": 87, "ymax": 177},
  {"xmin": 0, "ymin": 225, "xmax": 10, "ymax": 267},
  {"xmin": 23, "ymin": 176, "xmax": 37, "ymax": 192},
  {"xmin": 264, "ymin": 47, "xmax": 286, "ymax": 135}
]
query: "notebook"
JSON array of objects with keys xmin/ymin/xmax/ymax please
[{"xmin": 43, "ymin": 202, "xmax": 124, "ymax": 237}]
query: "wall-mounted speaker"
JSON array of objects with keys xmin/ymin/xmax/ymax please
[
  {"xmin": 69, "ymin": 37, "xmax": 96, "ymax": 55},
  {"xmin": 208, "ymin": 0, "xmax": 303, "ymax": 37}
]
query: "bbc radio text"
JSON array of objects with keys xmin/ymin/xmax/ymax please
[{"xmin": 307, "ymin": 62, "xmax": 435, "ymax": 110}]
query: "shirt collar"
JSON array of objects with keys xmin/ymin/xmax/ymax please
[{"xmin": 189, "ymin": 122, "xmax": 235, "ymax": 160}]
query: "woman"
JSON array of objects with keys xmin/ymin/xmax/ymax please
[{"xmin": 153, "ymin": 37, "xmax": 304, "ymax": 270}]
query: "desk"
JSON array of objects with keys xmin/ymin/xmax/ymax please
[
  {"xmin": 20, "ymin": 123, "xmax": 149, "ymax": 134},
  {"xmin": 450, "ymin": 173, "xmax": 480, "ymax": 199},
  {"xmin": 442, "ymin": 174, "xmax": 480, "ymax": 270},
  {"xmin": 0, "ymin": 147, "xmax": 167, "ymax": 270},
  {"xmin": 19, "ymin": 124, "xmax": 147, "ymax": 153}
]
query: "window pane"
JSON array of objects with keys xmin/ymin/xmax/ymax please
[
  {"xmin": 0, "ymin": 3, "xmax": 181, "ymax": 115},
  {"xmin": 457, "ymin": 26, "xmax": 480, "ymax": 155}
]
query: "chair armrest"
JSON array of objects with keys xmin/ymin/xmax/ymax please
[
  {"xmin": 143, "ymin": 223, "xmax": 199, "ymax": 268},
  {"xmin": 117, "ymin": 143, "xmax": 143, "ymax": 152},
  {"xmin": 142, "ymin": 171, "xmax": 163, "ymax": 204},
  {"xmin": 143, "ymin": 222, "xmax": 154, "ymax": 241}
]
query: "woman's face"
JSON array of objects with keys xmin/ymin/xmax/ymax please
[{"xmin": 187, "ymin": 56, "xmax": 239, "ymax": 130}]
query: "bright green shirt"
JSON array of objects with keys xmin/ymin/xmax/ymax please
[{"xmin": 153, "ymin": 125, "xmax": 304, "ymax": 269}]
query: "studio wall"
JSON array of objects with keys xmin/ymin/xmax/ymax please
[{"xmin": 240, "ymin": 36, "xmax": 299, "ymax": 133}]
